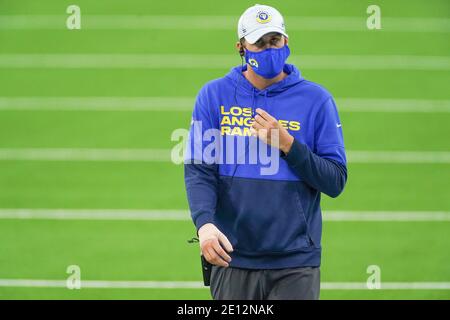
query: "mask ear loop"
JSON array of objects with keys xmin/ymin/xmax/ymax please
[{"xmin": 234, "ymin": 42, "xmax": 245, "ymax": 107}]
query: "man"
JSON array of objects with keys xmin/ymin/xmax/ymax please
[{"xmin": 184, "ymin": 4, "xmax": 347, "ymax": 300}]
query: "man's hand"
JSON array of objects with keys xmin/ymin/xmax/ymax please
[
  {"xmin": 198, "ymin": 223, "xmax": 233, "ymax": 267},
  {"xmin": 251, "ymin": 108, "xmax": 294, "ymax": 154}
]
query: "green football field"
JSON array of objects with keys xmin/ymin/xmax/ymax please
[{"xmin": 0, "ymin": 0, "xmax": 449, "ymax": 299}]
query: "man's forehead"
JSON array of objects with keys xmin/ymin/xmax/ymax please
[{"xmin": 257, "ymin": 32, "xmax": 283, "ymax": 42}]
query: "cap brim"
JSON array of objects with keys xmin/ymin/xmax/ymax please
[{"xmin": 244, "ymin": 27, "xmax": 288, "ymax": 44}]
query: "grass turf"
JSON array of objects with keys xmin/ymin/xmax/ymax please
[{"xmin": 0, "ymin": 0, "xmax": 449, "ymax": 299}]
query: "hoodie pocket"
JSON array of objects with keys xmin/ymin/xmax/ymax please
[
  {"xmin": 293, "ymin": 185, "xmax": 317, "ymax": 248},
  {"xmin": 216, "ymin": 177, "xmax": 313, "ymax": 255}
]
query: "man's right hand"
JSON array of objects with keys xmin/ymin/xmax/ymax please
[{"xmin": 198, "ymin": 223, "xmax": 234, "ymax": 267}]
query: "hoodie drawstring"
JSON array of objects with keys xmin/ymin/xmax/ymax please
[
  {"xmin": 230, "ymin": 87, "xmax": 258, "ymax": 188},
  {"xmin": 251, "ymin": 87, "xmax": 256, "ymax": 118},
  {"xmin": 264, "ymin": 90, "xmax": 269, "ymax": 112}
]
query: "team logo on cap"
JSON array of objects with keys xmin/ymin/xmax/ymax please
[
  {"xmin": 256, "ymin": 11, "xmax": 271, "ymax": 24},
  {"xmin": 248, "ymin": 58, "xmax": 259, "ymax": 68}
]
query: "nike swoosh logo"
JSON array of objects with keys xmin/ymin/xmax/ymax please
[{"xmin": 336, "ymin": 123, "xmax": 342, "ymax": 128}]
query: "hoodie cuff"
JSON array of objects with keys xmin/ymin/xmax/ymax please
[
  {"xmin": 280, "ymin": 138, "xmax": 308, "ymax": 167},
  {"xmin": 194, "ymin": 213, "xmax": 214, "ymax": 233}
]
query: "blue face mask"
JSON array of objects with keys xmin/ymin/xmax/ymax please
[{"xmin": 244, "ymin": 45, "xmax": 291, "ymax": 79}]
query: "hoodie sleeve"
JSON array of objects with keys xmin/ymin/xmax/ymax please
[
  {"xmin": 184, "ymin": 86, "xmax": 220, "ymax": 231},
  {"xmin": 281, "ymin": 97, "xmax": 347, "ymax": 198}
]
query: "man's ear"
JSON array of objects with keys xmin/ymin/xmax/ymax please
[
  {"xmin": 284, "ymin": 37, "xmax": 289, "ymax": 46},
  {"xmin": 236, "ymin": 41, "xmax": 245, "ymax": 57}
]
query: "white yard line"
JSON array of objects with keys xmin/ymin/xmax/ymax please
[
  {"xmin": 320, "ymin": 282, "xmax": 450, "ymax": 290},
  {"xmin": 0, "ymin": 15, "xmax": 448, "ymax": 33},
  {"xmin": 0, "ymin": 97, "xmax": 195, "ymax": 111},
  {"xmin": 0, "ymin": 97, "xmax": 449, "ymax": 113},
  {"xmin": 347, "ymin": 151, "xmax": 450, "ymax": 164},
  {"xmin": 0, "ymin": 279, "xmax": 204, "ymax": 289},
  {"xmin": 0, "ymin": 209, "xmax": 191, "ymax": 221},
  {"xmin": 0, "ymin": 209, "xmax": 448, "ymax": 221},
  {"xmin": 0, "ymin": 148, "xmax": 449, "ymax": 164},
  {"xmin": 325, "ymin": 211, "xmax": 450, "ymax": 221},
  {"xmin": 0, "ymin": 148, "xmax": 172, "ymax": 162},
  {"xmin": 0, "ymin": 54, "xmax": 448, "ymax": 70},
  {"xmin": 337, "ymin": 98, "xmax": 450, "ymax": 113},
  {"xmin": 0, "ymin": 279, "xmax": 448, "ymax": 290}
]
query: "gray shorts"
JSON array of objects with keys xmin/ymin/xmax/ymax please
[{"xmin": 210, "ymin": 265, "xmax": 320, "ymax": 300}]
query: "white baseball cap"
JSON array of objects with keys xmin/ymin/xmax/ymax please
[{"xmin": 237, "ymin": 4, "xmax": 288, "ymax": 44}]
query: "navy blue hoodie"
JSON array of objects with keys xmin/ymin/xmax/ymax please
[{"xmin": 185, "ymin": 63, "xmax": 347, "ymax": 269}]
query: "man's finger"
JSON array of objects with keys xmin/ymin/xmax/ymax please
[
  {"xmin": 250, "ymin": 128, "xmax": 258, "ymax": 137},
  {"xmin": 218, "ymin": 233, "xmax": 234, "ymax": 252},
  {"xmin": 212, "ymin": 240, "xmax": 231, "ymax": 262},
  {"xmin": 256, "ymin": 108, "xmax": 274, "ymax": 121},
  {"xmin": 206, "ymin": 246, "xmax": 229, "ymax": 267},
  {"xmin": 251, "ymin": 121, "xmax": 264, "ymax": 130},
  {"xmin": 254, "ymin": 114, "xmax": 269, "ymax": 127},
  {"xmin": 251, "ymin": 128, "xmax": 270, "ymax": 142},
  {"xmin": 202, "ymin": 246, "xmax": 213, "ymax": 264}
]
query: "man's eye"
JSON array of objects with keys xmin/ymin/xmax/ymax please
[{"xmin": 256, "ymin": 41, "xmax": 265, "ymax": 48}]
